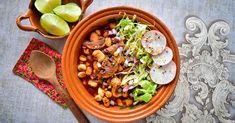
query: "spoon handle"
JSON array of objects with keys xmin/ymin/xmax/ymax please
[{"xmin": 49, "ymin": 75, "xmax": 90, "ymax": 123}]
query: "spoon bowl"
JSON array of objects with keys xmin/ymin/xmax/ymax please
[
  {"xmin": 29, "ymin": 50, "xmax": 89, "ymax": 123},
  {"xmin": 29, "ymin": 50, "xmax": 56, "ymax": 79}
]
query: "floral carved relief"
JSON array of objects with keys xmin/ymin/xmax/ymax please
[{"xmin": 146, "ymin": 17, "xmax": 235, "ymax": 123}]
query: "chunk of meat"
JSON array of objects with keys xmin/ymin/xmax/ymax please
[
  {"xmin": 90, "ymin": 32, "xmax": 99, "ymax": 41},
  {"xmin": 112, "ymin": 85, "xmax": 122, "ymax": 98},
  {"xmin": 112, "ymin": 37, "xmax": 124, "ymax": 46},
  {"xmin": 103, "ymin": 37, "xmax": 124, "ymax": 55},
  {"xmin": 103, "ymin": 44, "xmax": 119, "ymax": 54},
  {"xmin": 83, "ymin": 37, "xmax": 106, "ymax": 49},
  {"xmin": 83, "ymin": 32, "xmax": 106, "ymax": 50},
  {"xmin": 98, "ymin": 57, "xmax": 118, "ymax": 78}
]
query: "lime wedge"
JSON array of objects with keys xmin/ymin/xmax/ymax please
[
  {"xmin": 66, "ymin": 2, "xmax": 78, "ymax": 6},
  {"xmin": 40, "ymin": 13, "xmax": 70, "ymax": 36},
  {"xmin": 35, "ymin": 0, "xmax": 61, "ymax": 14},
  {"xmin": 53, "ymin": 3, "xmax": 82, "ymax": 22}
]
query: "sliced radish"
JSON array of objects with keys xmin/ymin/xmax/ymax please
[
  {"xmin": 152, "ymin": 47, "xmax": 173, "ymax": 66},
  {"xmin": 150, "ymin": 61, "xmax": 176, "ymax": 84},
  {"xmin": 141, "ymin": 30, "xmax": 166, "ymax": 55}
]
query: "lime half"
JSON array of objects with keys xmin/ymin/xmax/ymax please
[
  {"xmin": 35, "ymin": 0, "xmax": 61, "ymax": 14},
  {"xmin": 40, "ymin": 13, "xmax": 70, "ymax": 36},
  {"xmin": 53, "ymin": 3, "xmax": 82, "ymax": 22}
]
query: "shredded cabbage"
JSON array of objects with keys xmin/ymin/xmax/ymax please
[
  {"xmin": 133, "ymin": 89, "xmax": 152, "ymax": 103},
  {"xmin": 116, "ymin": 16, "xmax": 157, "ymax": 103},
  {"xmin": 140, "ymin": 54, "xmax": 153, "ymax": 65},
  {"xmin": 133, "ymin": 80, "xmax": 157, "ymax": 102},
  {"xmin": 116, "ymin": 17, "xmax": 149, "ymax": 57}
]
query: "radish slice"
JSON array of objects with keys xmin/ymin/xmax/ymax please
[
  {"xmin": 141, "ymin": 30, "xmax": 166, "ymax": 55},
  {"xmin": 150, "ymin": 61, "xmax": 176, "ymax": 84},
  {"xmin": 152, "ymin": 47, "xmax": 173, "ymax": 66}
]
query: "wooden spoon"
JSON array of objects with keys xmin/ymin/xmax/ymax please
[{"xmin": 29, "ymin": 50, "xmax": 89, "ymax": 123}]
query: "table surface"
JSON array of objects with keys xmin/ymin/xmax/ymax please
[{"xmin": 0, "ymin": 0, "xmax": 234, "ymax": 123}]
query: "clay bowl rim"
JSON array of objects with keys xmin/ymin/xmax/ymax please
[{"xmin": 62, "ymin": 6, "xmax": 180, "ymax": 122}]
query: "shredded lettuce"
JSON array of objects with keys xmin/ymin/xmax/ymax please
[
  {"xmin": 133, "ymin": 79, "xmax": 157, "ymax": 103},
  {"xmin": 116, "ymin": 16, "xmax": 157, "ymax": 103},
  {"xmin": 121, "ymin": 63, "xmax": 156, "ymax": 103},
  {"xmin": 140, "ymin": 54, "xmax": 153, "ymax": 65},
  {"xmin": 137, "ymin": 93, "xmax": 152, "ymax": 103},
  {"xmin": 116, "ymin": 17, "xmax": 149, "ymax": 57},
  {"xmin": 121, "ymin": 75, "xmax": 135, "ymax": 85},
  {"xmin": 139, "ymin": 80, "xmax": 157, "ymax": 94},
  {"xmin": 136, "ymin": 47, "xmax": 146, "ymax": 59},
  {"xmin": 136, "ymin": 47, "xmax": 153, "ymax": 65},
  {"xmin": 116, "ymin": 17, "xmax": 137, "ymax": 40},
  {"xmin": 135, "ymin": 64, "xmax": 145, "ymax": 75}
]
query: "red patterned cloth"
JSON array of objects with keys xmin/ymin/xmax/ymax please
[{"xmin": 12, "ymin": 38, "xmax": 67, "ymax": 108}]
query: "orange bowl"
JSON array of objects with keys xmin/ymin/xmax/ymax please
[{"xmin": 62, "ymin": 6, "xmax": 180, "ymax": 122}]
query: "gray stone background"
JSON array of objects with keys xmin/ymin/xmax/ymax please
[{"xmin": 0, "ymin": 0, "xmax": 234, "ymax": 123}]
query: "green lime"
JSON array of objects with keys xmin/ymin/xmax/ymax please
[
  {"xmin": 35, "ymin": 0, "xmax": 61, "ymax": 14},
  {"xmin": 40, "ymin": 13, "xmax": 70, "ymax": 36},
  {"xmin": 66, "ymin": 2, "xmax": 78, "ymax": 6},
  {"xmin": 53, "ymin": 3, "xmax": 82, "ymax": 23}
]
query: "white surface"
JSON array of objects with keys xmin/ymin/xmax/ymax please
[{"xmin": 0, "ymin": 0, "xmax": 234, "ymax": 123}]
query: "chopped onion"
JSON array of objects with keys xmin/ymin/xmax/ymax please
[
  {"xmin": 134, "ymin": 57, "xmax": 140, "ymax": 64},
  {"xmin": 82, "ymin": 45, "xmax": 86, "ymax": 49},
  {"xmin": 113, "ymin": 36, "xmax": 121, "ymax": 41},
  {"xmin": 115, "ymin": 47, "xmax": 123, "ymax": 55},
  {"xmin": 125, "ymin": 49, "xmax": 131, "ymax": 56},
  {"xmin": 103, "ymin": 82, "xmax": 108, "ymax": 86},
  {"xmin": 123, "ymin": 85, "xmax": 129, "ymax": 92},
  {"xmin": 124, "ymin": 59, "xmax": 129, "ymax": 67},
  {"xmin": 129, "ymin": 85, "xmax": 135, "ymax": 90},
  {"xmin": 97, "ymin": 62, "xmax": 101, "ymax": 68},
  {"xmin": 133, "ymin": 101, "xmax": 139, "ymax": 105},
  {"xmin": 112, "ymin": 29, "xmax": 117, "ymax": 34},
  {"xmin": 110, "ymin": 100, "xmax": 115, "ymax": 105},
  {"xmin": 116, "ymin": 32, "xmax": 120, "ymax": 37},
  {"xmin": 108, "ymin": 30, "xmax": 115, "ymax": 36}
]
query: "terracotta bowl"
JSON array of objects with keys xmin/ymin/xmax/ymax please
[
  {"xmin": 16, "ymin": 0, "xmax": 93, "ymax": 39},
  {"xmin": 62, "ymin": 6, "xmax": 180, "ymax": 122}
]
